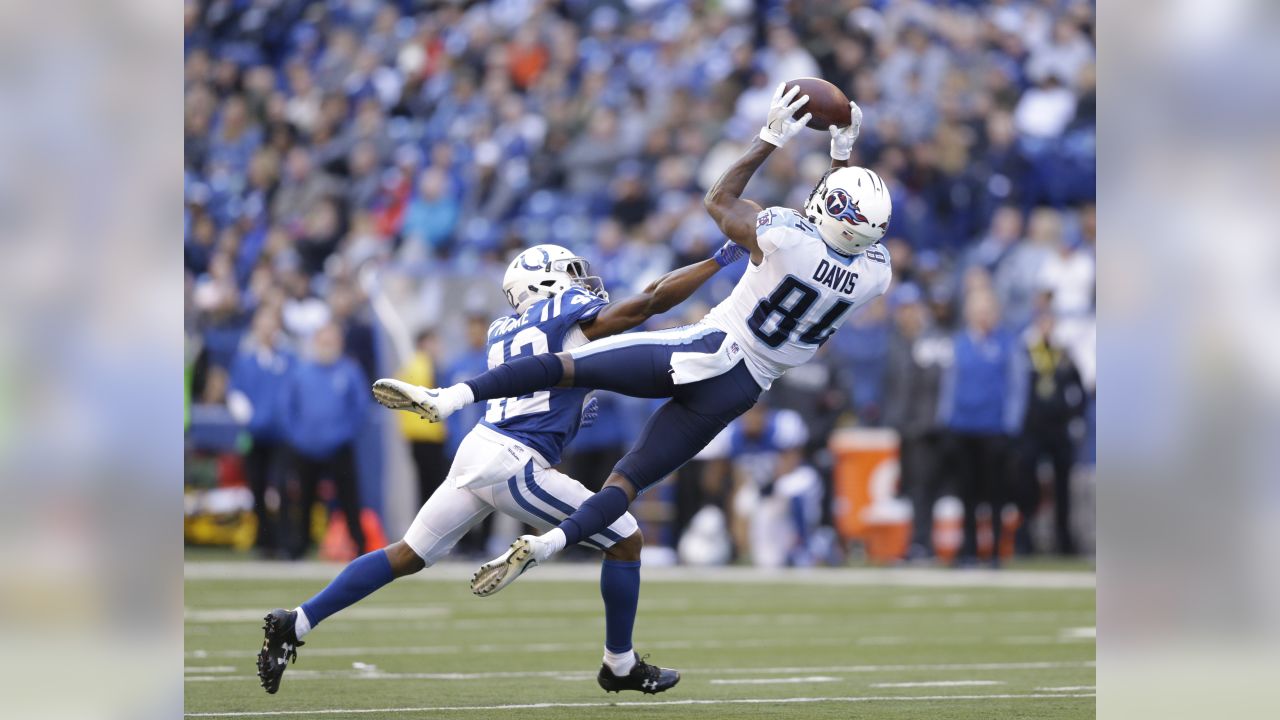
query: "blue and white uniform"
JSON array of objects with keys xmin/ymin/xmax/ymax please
[
  {"xmin": 723, "ymin": 409, "xmax": 824, "ymax": 568},
  {"xmin": 562, "ymin": 206, "xmax": 892, "ymax": 492},
  {"xmin": 404, "ymin": 287, "xmax": 638, "ymax": 563},
  {"xmin": 479, "ymin": 287, "xmax": 605, "ymax": 466}
]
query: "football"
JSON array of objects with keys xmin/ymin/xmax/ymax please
[{"xmin": 784, "ymin": 77, "xmax": 852, "ymax": 130}]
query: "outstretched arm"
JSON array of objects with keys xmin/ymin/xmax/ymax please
[
  {"xmin": 704, "ymin": 139, "xmax": 774, "ymax": 261},
  {"xmin": 704, "ymin": 83, "xmax": 811, "ymax": 264},
  {"xmin": 581, "ymin": 256, "xmax": 725, "ymax": 341}
]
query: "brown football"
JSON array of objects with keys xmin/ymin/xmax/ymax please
[{"xmin": 784, "ymin": 77, "xmax": 852, "ymax": 130}]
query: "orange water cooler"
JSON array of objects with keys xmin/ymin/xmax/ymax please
[{"xmin": 829, "ymin": 428, "xmax": 911, "ymax": 563}]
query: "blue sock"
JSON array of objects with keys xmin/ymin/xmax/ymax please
[
  {"xmin": 463, "ymin": 353, "xmax": 563, "ymax": 402},
  {"xmin": 299, "ymin": 549, "xmax": 394, "ymax": 630},
  {"xmin": 600, "ymin": 558, "xmax": 641, "ymax": 654},
  {"xmin": 559, "ymin": 486, "xmax": 630, "ymax": 546}
]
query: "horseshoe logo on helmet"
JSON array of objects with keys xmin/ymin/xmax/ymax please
[{"xmin": 518, "ymin": 248, "xmax": 551, "ymax": 271}]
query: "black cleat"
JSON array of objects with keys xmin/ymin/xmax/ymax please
[
  {"xmin": 597, "ymin": 653, "xmax": 681, "ymax": 694},
  {"xmin": 256, "ymin": 608, "xmax": 304, "ymax": 694}
]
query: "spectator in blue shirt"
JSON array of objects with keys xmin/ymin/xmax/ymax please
[
  {"xmin": 936, "ymin": 289, "xmax": 1028, "ymax": 566},
  {"xmin": 228, "ymin": 306, "xmax": 293, "ymax": 556},
  {"xmin": 206, "ymin": 95, "xmax": 261, "ymax": 177},
  {"xmin": 727, "ymin": 404, "xmax": 823, "ymax": 568},
  {"xmin": 402, "ymin": 167, "xmax": 460, "ymax": 256},
  {"xmin": 279, "ymin": 322, "xmax": 371, "ymax": 559}
]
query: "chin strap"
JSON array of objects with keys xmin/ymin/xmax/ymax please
[{"xmin": 511, "ymin": 285, "xmax": 545, "ymax": 315}]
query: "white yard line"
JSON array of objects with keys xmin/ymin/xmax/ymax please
[
  {"xmin": 892, "ymin": 593, "xmax": 972, "ymax": 608},
  {"xmin": 187, "ymin": 636, "xmax": 816, "ymax": 659},
  {"xmin": 1037, "ymin": 685, "xmax": 1097, "ymax": 692},
  {"xmin": 855, "ymin": 636, "xmax": 910, "ymax": 645},
  {"xmin": 1060, "ymin": 626, "xmax": 1097, "ymax": 640},
  {"xmin": 184, "ymin": 561, "xmax": 1094, "ymax": 589},
  {"xmin": 872, "ymin": 680, "xmax": 1004, "ymax": 688},
  {"xmin": 184, "ymin": 692, "xmax": 1096, "ymax": 717},
  {"xmin": 710, "ymin": 676, "xmax": 841, "ymax": 685},
  {"xmin": 184, "ymin": 670, "xmax": 592, "ymax": 683},
  {"xmin": 183, "ymin": 666, "xmax": 236, "ymax": 674},
  {"xmin": 184, "ymin": 659, "xmax": 1095, "ymax": 683},
  {"xmin": 185, "ymin": 631, "xmax": 1078, "ymax": 660}
]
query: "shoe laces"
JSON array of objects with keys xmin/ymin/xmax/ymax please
[{"xmin": 634, "ymin": 653, "xmax": 660, "ymax": 680}]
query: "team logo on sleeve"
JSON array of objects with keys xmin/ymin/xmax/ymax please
[{"xmin": 824, "ymin": 188, "xmax": 869, "ymax": 226}]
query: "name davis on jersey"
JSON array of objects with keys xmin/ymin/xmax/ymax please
[{"xmin": 811, "ymin": 259, "xmax": 858, "ymax": 295}]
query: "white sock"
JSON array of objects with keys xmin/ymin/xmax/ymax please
[
  {"xmin": 292, "ymin": 607, "xmax": 312, "ymax": 640},
  {"xmin": 538, "ymin": 528, "xmax": 567, "ymax": 557},
  {"xmin": 603, "ymin": 647, "xmax": 636, "ymax": 676}
]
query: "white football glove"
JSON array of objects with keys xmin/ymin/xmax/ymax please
[
  {"xmin": 759, "ymin": 82, "xmax": 811, "ymax": 148},
  {"xmin": 828, "ymin": 100, "xmax": 863, "ymax": 161}
]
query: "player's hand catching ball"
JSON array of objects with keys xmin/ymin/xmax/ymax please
[
  {"xmin": 712, "ymin": 240, "xmax": 749, "ymax": 267},
  {"xmin": 828, "ymin": 100, "xmax": 863, "ymax": 161},
  {"xmin": 759, "ymin": 82, "xmax": 811, "ymax": 148}
]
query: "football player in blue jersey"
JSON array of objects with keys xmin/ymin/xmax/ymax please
[
  {"xmin": 375, "ymin": 86, "xmax": 892, "ymax": 602},
  {"xmin": 257, "ymin": 241, "xmax": 745, "ymax": 696}
]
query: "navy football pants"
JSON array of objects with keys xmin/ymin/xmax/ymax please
[{"xmin": 568, "ymin": 324, "xmax": 763, "ymax": 492}]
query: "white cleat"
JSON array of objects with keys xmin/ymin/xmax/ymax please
[
  {"xmin": 371, "ymin": 379, "xmax": 454, "ymax": 422},
  {"xmin": 471, "ymin": 535, "xmax": 549, "ymax": 597}
]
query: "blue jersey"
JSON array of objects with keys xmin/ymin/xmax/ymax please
[
  {"xmin": 727, "ymin": 408, "xmax": 809, "ymax": 490},
  {"xmin": 479, "ymin": 287, "xmax": 607, "ymax": 464}
]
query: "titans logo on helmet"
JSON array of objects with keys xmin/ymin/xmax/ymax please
[{"xmin": 824, "ymin": 188, "xmax": 869, "ymax": 226}]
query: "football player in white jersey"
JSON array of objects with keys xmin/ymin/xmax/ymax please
[
  {"xmin": 374, "ymin": 83, "xmax": 892, "ymax": 598},
  {"xmin": 258, "ymin": 243, "xmax": 748, "ymax": 696}
]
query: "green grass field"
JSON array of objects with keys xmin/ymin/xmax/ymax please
[{"xmin": 185, "ymin": 560, "xmax": 1095, "ymax": 719}]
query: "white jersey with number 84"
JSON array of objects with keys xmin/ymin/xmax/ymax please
[{"xmin": 703, "ymin": 206, "xmax": 893, "ymax": 389}]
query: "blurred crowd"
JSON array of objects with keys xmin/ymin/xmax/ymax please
[{"xmin": 184, "ymin": 0, "xmax": 1095, "ymax": 565}]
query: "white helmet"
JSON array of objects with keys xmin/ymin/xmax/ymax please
[
  {"xmin": 804, "ymin": 166, "xmax": 892, "ymax": 255},
  {"xmin": 502, "ymin": 244, "xmax": 608, "ymax": 314}
]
